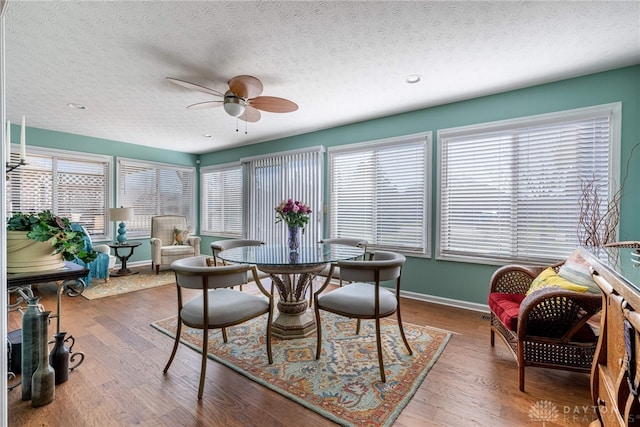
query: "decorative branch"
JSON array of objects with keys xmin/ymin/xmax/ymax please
[{"xmin": 577, "ymin": 142, "xmax": 639, "ymax": 247}]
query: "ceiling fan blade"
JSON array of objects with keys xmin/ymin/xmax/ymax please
[
  {"xmin": 249, "ymin": 96, "xmax": 298, "ymax": 113},
  {"xmin": 186, "ymin": 101, "xmax": 223, "ymax": 110},
  {"xmin": 166, "ymin": 77, "xmax": 224, "ymax": 97},
  {"xmin": 228, "ymin": 75, "xmax": 263, "ymax": 99},
  {"xmin": 238, "ymin": 105, "xmax": 261, "ymax": 123}
]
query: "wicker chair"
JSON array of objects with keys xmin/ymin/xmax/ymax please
[{"xmin": 488, "ymin": 263, "xmax": 602, "ymax": 391}]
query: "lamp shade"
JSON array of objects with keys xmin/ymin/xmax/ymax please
[{"xmin": 109, "ymin": 207, "xmax": 134, "ymax": 222}]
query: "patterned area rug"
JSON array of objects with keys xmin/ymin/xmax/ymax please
[
  {"xmin": 82, "ymin": 269, "xmax": 175, "ymax": 300},
  {"xmin": 151, "ymin": 312, "xmax": 452, "ymax": 426}
]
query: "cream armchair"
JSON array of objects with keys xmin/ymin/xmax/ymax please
[{"xmin": 150, "ymin": 215, "xmax": 201, "ymax": 274}]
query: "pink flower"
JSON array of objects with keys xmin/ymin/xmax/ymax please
[{"xmin": 275, "ymin": 199, "xmax": 312, "ymax": 228}]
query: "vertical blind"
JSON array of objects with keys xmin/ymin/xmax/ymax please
[
  {"xmin": 6, "ymin": 147, "xmax": 110, "ymax": 239},
  {"xmin": 438, "ymin": 104, "xmax": 618, "ymax": 264},
  {"xmin": 328, "ymin": 135, "xmax": 429, "ymax": 255},
  {"xmin": 117, "ymin": 158, "xmax": 195, "ymax": 237},
  {"xmin": 243, "ymin": 147, "xmax": 323, "ymax": 245},
  {"xmin": 200, "ymin": 163, "xmax": 243, "ymax": 237}
]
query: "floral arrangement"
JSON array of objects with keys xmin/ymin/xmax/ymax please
[{"xmin": 275, "ymin": 199, "xmax": 312, "ymax": 229}]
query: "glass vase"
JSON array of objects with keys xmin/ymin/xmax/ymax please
[
  {"xmin": 288, "ymin": 225, "xmax": 300, "ymax": 252},
  {"xmin": 20, "ymin": 296, "xmax": 42, "ymax": 401},
  {"xmin": 31, "ymin": 310, "xmax": 55, "ymax": 407}
]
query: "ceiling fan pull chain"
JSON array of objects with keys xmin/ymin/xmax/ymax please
[
  {"xmin": 245, "ymin": 119, "xmax": 248, "ymax": 135},
  {"xmin": 236, "ymin": 117, "xmax": 239, "ymax": 133}
]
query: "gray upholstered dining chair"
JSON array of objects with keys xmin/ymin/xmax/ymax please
[
  {"xmin": 210, "ymin": 239, "xmax": 264, "ymax": 265},
  {"xmin": 312, "ymin": 238, "xmax": 368, "ymax": 305},
  {"xmin": 317, "ymin": 238, "xmax": 369, "ymax": 284},
  {"xmin": 313, "ymin": 250, "xmax": 412, "ymax": 382},
  {"xmin": 163, "ymin": 255, "xmax": 274, "ymax": 399},
  {"xmin": 210, "ymin": 239, "xmax": 269, "ymax": 287}
]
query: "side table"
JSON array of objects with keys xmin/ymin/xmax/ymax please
[{"xmin": 108, "ymin": 242, "xmax": 141, "ymax": 276}]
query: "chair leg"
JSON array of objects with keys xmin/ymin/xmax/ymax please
[
  {"xmin": 222, "ymin": 327, "xmax": 228, "ymax": 343},
  {"xmin": 356, "ymin": 319, "xmax": 361, "ymax": 335},
  {"xmin": 395, "ymin": 305, "xmax": 412, "ymax": 355},
  {"xmin": 375, "ymin": 317, "xmax": 386, "ymax": 383},
  {"xmin": 155, "ymin": 264, "xmax": 160, "ymax": 274},
  {"xmin": 490, "ymin": 329, "xmax": 495, "ymax": 346},
  {"xmin": 163, "ymin": 319, "xmax": 183, "ymax": 373},
  {"xmin": 518, "ymin": 344, "xmax": 525, "ymax": 391},
  {"xmin": 315, "ymin": 303, "xmax": 322, "ymax": 359},
  {"xmin": 266, "ymin": 310, "xmax": 274, "ymax": 364},
  {"xmin": 198, "ymin": 328, "xmax": 208, "ymax": 399}
]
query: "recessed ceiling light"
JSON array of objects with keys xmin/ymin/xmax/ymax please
[
  {"xmin": 67, "ymin": 103, "xmax": 86, "ymax": 110},
  {"xmin": 203, "ymin": 134, "xmax": 212, "ymax": 138},
  {"xmin": 405, "ymin": 75, "xmax": 422, "ymax": 84}
]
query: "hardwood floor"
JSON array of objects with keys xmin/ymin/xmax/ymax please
[{"xmin": 7, "ymin": 269, "xmax": 597, "ymax": 426}]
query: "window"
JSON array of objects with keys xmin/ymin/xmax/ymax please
[
  {"xmin": 117, "ymin": 158, "xmax": 196, "ymax": 238},
  {"xmin": 437, "ymin": 103, "xmax": 621, "ymax": 264},
  {"xmin": 200, "ymin": 163, "xmax": 243, "ymax": 237},
  {"xmin": 6, "ymin": 147, "xmax": 111, "ymax": 239},
  {"xmin": 328, "ymin": 133, "xmax": 431, "ymax": 256},
  {"xmin": 243, "ymin": 147, "xmax": 324, "ymax": 245}
]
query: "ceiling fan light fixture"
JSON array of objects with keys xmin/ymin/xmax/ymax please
[{"xmin": 223, "ymin": 91, "xmax": 246, "ymax": 117}]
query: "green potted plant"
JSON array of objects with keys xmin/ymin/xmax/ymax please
[{"xmin": 7, "ymin": 210, "xmax": 97, "ymax": 273}]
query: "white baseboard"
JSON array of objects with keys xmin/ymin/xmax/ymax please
[{"xmin": 400, "ymin": 289, "xmax": 490, "ymax": 313}]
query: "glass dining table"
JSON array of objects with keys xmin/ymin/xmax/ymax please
[{"xmin": 218, "ymin": 243, "xmax": 364, "ymax": 339}]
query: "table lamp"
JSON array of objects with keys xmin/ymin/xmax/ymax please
[{"xmin": 109, "ymin": 207, "xmax": 134, "ymax": 244}]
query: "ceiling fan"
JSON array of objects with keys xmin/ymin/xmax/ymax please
[{"xmin": 166, "ymin": 75, "xmax": 298, "ymax": 123}]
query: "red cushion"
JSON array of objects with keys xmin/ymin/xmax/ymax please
[{"xmin": 488, "ymin": 292, "xmax": 526, "ymax": 331}]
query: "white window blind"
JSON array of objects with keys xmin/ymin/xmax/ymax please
[
  {"xmin": 243, "ymin": 147, "xmax": 323, "ymax": 245},
  {"xmin": 200, "ymin": 163, "xmax": 243, "ymax": 237},
  {"xmin": 438, "ymin": 103, "xmax": 620, "ymax": 264},
  {"xmin": 6, "ymin": 147, "xmax": 111, "ymax": 239},
  {"xmin": 117, "ymin": 158, "xmax": 195, "ymax": 237},
  {"xmin": 328, "ymin": 134, "xmax": 430, "ymax": 255}
]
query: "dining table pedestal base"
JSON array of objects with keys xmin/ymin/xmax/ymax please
[
  {"xmin": 271, "ymin": 306, "xmax": 316, "ymax": 339},
  {"xmin": 267, "ymin": 266, "xmax": 325, "ymax": 340}
]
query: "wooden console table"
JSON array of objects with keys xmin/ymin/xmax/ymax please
[{"xmin": 581, "ymin": 247, "xmax": 640, "ymax": 426}]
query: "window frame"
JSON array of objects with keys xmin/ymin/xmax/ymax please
[
  {"xmin": 116, "ymin": 157, "xmax": 196, "ymax": 239},
  {"xmin": 327, "ymin": 132, "xmax": 432, "ymax": 257},
  {"xmin": 6, "ymin": 145, "xmax": 112, "ymax": 240},
  {"xmin": 436, "ymin": 102, "xmax": 622, "ymax": 265},
  {"xmin": 241, "ymin": 146, "xmax": 324, "ymax": 246},
  {"xmin": 200, "ymin": 162, "xmax": 243, "ymax": 238}
]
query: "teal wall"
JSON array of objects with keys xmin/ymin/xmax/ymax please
[
  {"xmin": 200, "ymin": 65, "xmax": 640, "ymax": 306},
  {"xmin": 15, "ymin": 65, "xmax": 640, "ymax": 306}
]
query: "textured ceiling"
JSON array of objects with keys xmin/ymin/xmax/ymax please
[{"xmin": 4, "ymin": 1, "xmax": 640, "ymax": 154}]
